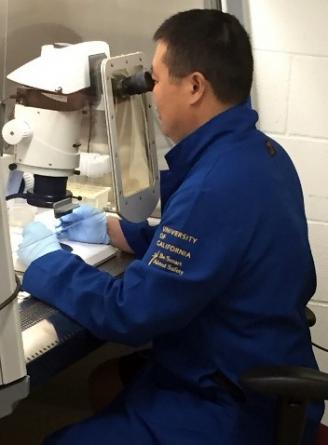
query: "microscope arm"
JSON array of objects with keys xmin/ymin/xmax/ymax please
[{"xmin": 0, "ymin": 156, "xmax": 29, "ymax": 418}]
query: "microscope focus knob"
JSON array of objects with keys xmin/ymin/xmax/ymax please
[{"xmin": 2, "ymin": 119, "xmax": 33, "ymax": 145}]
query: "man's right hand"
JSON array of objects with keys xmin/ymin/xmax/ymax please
[{"xmin": 56, "ymin": 205, "xmax": 110, "ymax": 244}]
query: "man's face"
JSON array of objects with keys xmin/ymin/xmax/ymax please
[{"xmin": 151, "ymin": 41, "xmax": 190, "ymax": 143}]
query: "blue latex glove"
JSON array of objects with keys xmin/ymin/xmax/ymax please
[
  {"xmin": 18, "ymin": 221, "xmax": 62, "ymax": 268},
  {"xmin": 56, "ymin": 204, "xmax": 110, "ymax": 244}
]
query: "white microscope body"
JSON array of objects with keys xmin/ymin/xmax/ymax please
[{"xmin": 2, "ymin": 41, "xmax": 110, "ymax": 211}]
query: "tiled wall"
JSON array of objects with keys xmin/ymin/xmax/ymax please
[{"xmin": 245, "ymin": 0, "xmax": 328, "ymax": 423}]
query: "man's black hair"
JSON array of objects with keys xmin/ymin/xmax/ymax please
[{"xmin": 153, "ymin": 9, "xmax": 253, "ymax": 105}]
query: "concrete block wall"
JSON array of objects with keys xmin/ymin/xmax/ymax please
[{"xmin": 245, "ymin": 0, "xmax": 328, "ymax": 423}]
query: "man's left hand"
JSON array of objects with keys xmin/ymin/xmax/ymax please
[{"xmin": 18, "ymin": 221, "xmax": 62, "ymax": 268}]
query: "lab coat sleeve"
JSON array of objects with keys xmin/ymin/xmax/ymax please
[
  {"xmin": 119, "ymin": 219, "xmax": 159, "ymax": 258},
  {"xmin": 22, "ymin": 181, "xmax": 253, "ymax": 346}
]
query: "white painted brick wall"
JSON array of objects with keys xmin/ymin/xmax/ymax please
[
  {"xmin": 273, "ymin": 136, "xmax": 328, "ymax": 222},
  {"xmin": 308, "ymin": 223, "xmax": 328, "ymax": 301},
  {"xmin": 252, "ymin": 51, "xmax": 290, "ymax": 134},
  {"xmin": 246, "ymin": 0, "xmax": 328, "ymax": 56},
  {"xmin": 289, "ymin": 57, "xmax": 328, "ymax": 138},
  {"xmin": 246, "ymin": 0, "xmax": 328, "ymax": 424}
]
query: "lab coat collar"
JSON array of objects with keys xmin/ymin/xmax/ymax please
[
  {"xmin": 160, "ymin": 103, "xmax": 258, "ymax": 211},
  {"xmin": 164, "ymin": 103, "xmax": 258, "ymax": 180}
]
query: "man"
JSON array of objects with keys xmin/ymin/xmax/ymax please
[{"xmin": 18, "ymin": 9, "xmax": 323, "ymax": 445}]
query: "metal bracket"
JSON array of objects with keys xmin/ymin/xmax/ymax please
[{"xmin": 53, "ymin": 197, "xmax": 79, "ymax": 218}]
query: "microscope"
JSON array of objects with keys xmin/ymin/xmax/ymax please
[{"xmin": 0, "ymin": 41, "xmax": 159, "ymax": 417}]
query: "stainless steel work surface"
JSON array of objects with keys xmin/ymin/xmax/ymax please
[{"xmin": 19, "ymin": 251, "xmax": 134, "ymax": 387}]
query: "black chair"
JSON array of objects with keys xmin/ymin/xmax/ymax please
[{"xmin": 240, "ymin": 307, "xmax": 328, "ymax": 445}]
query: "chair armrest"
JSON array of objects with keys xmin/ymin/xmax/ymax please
[
  {"xmin": 241, "ymin": 366, "xmax": 328, "ymax": 401},
  {"xmin": 305, "ymin": 306, "xmax": 316, "ymax": 327}
]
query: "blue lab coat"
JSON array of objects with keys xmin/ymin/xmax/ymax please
[{"xmin": 23, "ymin": 104, "xmax": 323, "ymax": 444}]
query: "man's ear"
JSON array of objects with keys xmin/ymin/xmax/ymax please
[{"xmin": 188, "ymin": 72, "xmax": 207, "ymax": 104}]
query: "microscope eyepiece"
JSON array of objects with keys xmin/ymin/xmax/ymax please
[{"xmin": 113, "ymin": 71, "xmax": 154, "ymax": 98}]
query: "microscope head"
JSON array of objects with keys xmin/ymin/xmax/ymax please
[{"xmin": 2, "ymin": 42, "xmax": 110, "ymax": 212}]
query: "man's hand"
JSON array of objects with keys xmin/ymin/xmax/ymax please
[
  {"xmin": 56, "ymin": 205, "xmax": 110, "ymax": 244},
  {"xmin": 18, "ymin": 222, "xmax": 62, "ymax": 268}
]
